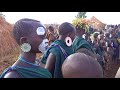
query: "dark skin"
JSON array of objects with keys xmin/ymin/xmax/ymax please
[
  {"xmin": 47, "ymin": 27, "xmax": 56, "ymax": 45},
  {"xmin": 75, "ymin": 28, "xmax": 97, "ymax": 58},
  {"xmin": 45, "ymin": 30, "xmax": 76, "ymax": 76},
  {"xmin": 45, "ymin": 34, "xmax": 67, "ymax": 76},
  {"xmin": 4, "ymin": 22, "xmax": 46, "ymax": 78},
  {"xmin": 62, "ymin": 53, "xmax": 103, "ymax": 78},
  {"xmin": 76, "ymin": 28, "xmax": 85, "ymax": 38},
  {"xmin": 76, "ymin": 48, "xmax": 97, "ymax": 60}
]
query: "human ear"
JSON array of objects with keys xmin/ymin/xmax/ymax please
[{"xmin": 20, "ymin": 37, "xmax": 28, "ymax": 45}]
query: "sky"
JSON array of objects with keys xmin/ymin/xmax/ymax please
[{"xmin": 2, "ymin": 12, "xmax": 120, "ymax": 25}]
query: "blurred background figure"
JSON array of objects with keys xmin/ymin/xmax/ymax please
[{"xmin": 46, "ymin": 25, "xmax": 57, "ymax": 46}]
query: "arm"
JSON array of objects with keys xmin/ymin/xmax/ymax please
[{"xmin": 45, "ymin": 53, "xmax": 56, "ymax": 77}]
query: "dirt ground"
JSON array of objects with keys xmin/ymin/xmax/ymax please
[{"xmin": 104, "ymin": 60, "xmax": 120, "ymax": 78}]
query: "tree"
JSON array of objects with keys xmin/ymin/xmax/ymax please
[{"xmin": 76, "ymin": 12, "xmax": 87, "ymax": 18}]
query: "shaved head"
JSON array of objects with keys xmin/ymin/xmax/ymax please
[
  {"xmin": 12, "ymin": 18, "xmax": 45, "ymax": 45},
  {"xmin": 58, "ymin": 22, "xmax": 76, "ymax": 35},
  {"xmin": 62, "ymin": 53, "xmax": 103, "ymax": 78}
]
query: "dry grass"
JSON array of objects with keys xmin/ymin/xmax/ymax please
[
  {"xmin": 0, "ymin": 16, "xmax": 18, "ymax": 57},
  {"xmin": 0, "ymin": 16, "xmax": 20, "ymax": 74},
  {"xmin": 0, "ymin": 49, "xmax": 20, "ymax": 74}
]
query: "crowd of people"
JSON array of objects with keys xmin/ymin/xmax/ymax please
[
  {"xmin": 89, "ymin": 25, "xmax": 120, "ymax": 70},
  {"xmin": 0, "ymin": 18, "xmax": 120, "ymax": 78}
]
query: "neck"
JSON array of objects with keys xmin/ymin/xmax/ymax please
[
  {"xmin": 76, "ymin": 33, "xmax": 83, "ymax": 38},
  {"xmin": 58, "ymin": 35, "xmax": 66, "ymax": 41},
  {"xmin": 20, "ymin": 52, "xmax": 36, "ymax": 63},
  {"xmin": 76, "ymin": 30, "xmax": 84, "ymax": 37}
]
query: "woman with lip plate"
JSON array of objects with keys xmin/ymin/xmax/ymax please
[{"xmin": 0, "ymin": 18, "xmax": 52, "ymax": 78}]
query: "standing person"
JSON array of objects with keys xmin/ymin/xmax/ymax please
[
  {"xmin": 117, "ymin": 28, "xmax": 120, "ymax": 60},
  {"xmin": 85, "ymin": 33, "xmax": 93, "ymax": 46},
  {"xmin": 111, "ymin": 30, "xmax": 119, "ymax": 62},
  {"xmin": 41, "ymin": 22, "xmax": 76, "ymax": 78},
  {"xmin": 72, "ymin": 24, "xmax": 105, "ymax": 68},
  {"xmin": 72, "ymin": 24, "xmax": 95, "ymax": 54},
  {"xmin": 46, "ymin": 26, "xmax": 56, "ymax": 46},
  {"xmin": 98, "ymin": 34, "xmax": 106, "ymax": 68},
  {"xmin": 92, "ymin": 33, "xmax": 103, "ymax": 56},
  {"xmin": 113, "ymin": 38, "xmax": 119, "ymax": 62},
  {"xmin": 0, "ymin": 18, "xmax": 52, "ymax": 78}
]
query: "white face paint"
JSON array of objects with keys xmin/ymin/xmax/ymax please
[
  {"xmin": 36, "ymin": 27, "xmax": 45, "ymax": 35},
  {"xmin": 38, "ymin": 39, "xmax": 49, "ymax": 53}
]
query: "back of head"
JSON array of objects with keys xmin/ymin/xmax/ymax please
[
  {"xmin": 94, "ymin": 33, "xmax": 99, "ymax": 39},
  {"xmin": 48, "ymin": 25, "xmax": 54, "ymax": 31},
  {"xmin": 62, "ymin": 53, "xmax": 103, "ymax": 78},
  {"xmin": 58, "ymin": 22, "xmax": 76, "ymax": 35},
  {"xmin": 75, "ymin": 23, "xmax": 86, "ymax": 35}
]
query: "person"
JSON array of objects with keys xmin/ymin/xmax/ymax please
[
  {"xmin": 0, "ymin": 18, "xmax": 52, "ymax": 78},
  {"xmin": 92, "ymin": 33, "xmax": 104, "ymax": 57},
  {"xmin": 72, "ymin": 23, "xmax": 95, "ymax": 54},
  {"xmin": 72, "ymin": 24, "xmax": 105, "ymax": 68},
  {"xmin": 113, "ymin": 39, "xmax": 119, "ymax": 62},
  {"xmin": 116, "ymin": 28, "xmax": 120, "ymax": 60},
  {"xmin": 111, "ymin": 31, "xmax": 119, "ymax": 62},
  {"xmin": 41, "ymin": 22, "xmax": 76, "ymax": 78},
  {"xmin": 46, "ymin": 25, "xmax": 56, "ymax": 46},
  {"xmin": 85, "ymin": 33, "xmax": 92, "ymax": 46},
  {"xmin": 98, "ymin": 34, "xmax": 107, "ymax": 69},
  {"xmin": 62, "ymin": 53, "xmax": 103, "ymax": 78}
]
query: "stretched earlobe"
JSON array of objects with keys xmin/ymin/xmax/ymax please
[
  {"xmin": 65, "ymin": 37, "xmax": 72, "ymax": 47},
  {"xmin": 20, "ymin": 37, "xmax": 31, "ymax": 52},
  {"xmin": 20, "ymin": 43, "xmax": 31, "ymax": 52}
]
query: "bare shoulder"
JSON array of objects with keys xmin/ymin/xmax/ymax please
[
  {"xmin": 76, "ymin": 48, "xmax": 96, "ymax": 59},
  {"xmin": 4, "ymin": 71, "xmax": 21, "ymax": 78},
  {"xmin": 48, "ymin": 53, "xmax": 56, "ymax": 59},
  {"xmin": 46, "ymin": 53, "xmax": 56, "ymax": 64},
  {"xmin": 45, "ymin": 53, "xmax": 56, "ymax": 70}
]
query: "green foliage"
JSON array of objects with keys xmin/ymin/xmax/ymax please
[
  {"xmin": 72, "ymin": 18, "xmax": 90, "ymax": 33},
  {"xmin": 76, "ymin": 12, "xmax": 87, "ymax": 19}
]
